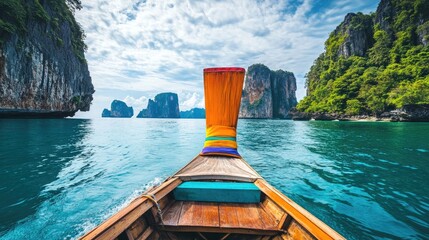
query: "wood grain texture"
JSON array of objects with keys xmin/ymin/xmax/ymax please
[
  {"xmin": 219, "ymin": 203, "xmax": 239, "ymax": 228},
  {"xmin": 174, "ymin": 155, "xmax": 261, "ymax": 182},
  {"xmin": 283, "ymin": 220, "xmax": 316, "ymax": 240},
  {"xmin": 201, "ymin": 202, "xmax": 219, "ymax": 227},
  {"xmin": 191, "ymin": 202, "xmax": 203, "ymax": 226},
  {"xmin": 163, "ymin": 201, "xmax": 278, "ymax": 232},
  {"xmin": 262, "ymin": 197, "xmax": 285, "ymax": 224},
  {"xmin": 128, "ymin": 217, "xmax": 147, "ymax": 239},
  {"xmin": 236, "ymin": 204, "xmax": 263, "ymax": 229},
  {"xmin": 178, "ymin": 201, "xmax": 195, "ymax": 226},
  {"xmin": 257, "ymin": 204, "xmax": 278, "ymax": 230},
  {"xmin": 162, "ymin": 201, "xmax": 183, "ymax": 226}
]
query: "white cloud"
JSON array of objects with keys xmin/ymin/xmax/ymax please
[
  {"xmin": 179, "ymin": 92, "xmax": 205, "ymax": 111},
  {"xmin": 123, "ymin": 95, "xmax": 149, "ymax": 112},
  {"xmin": 75, "ymin": 0, "xmax": 379, "ymax": 116}
]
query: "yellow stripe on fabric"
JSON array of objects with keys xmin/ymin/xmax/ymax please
[
  {"xmin": 203, "ymin": 140, "xmax": 238, "ymax": 148},
  {"xmin": 206, "ymin": 125, "xmax": 236, "ymax": 138}
]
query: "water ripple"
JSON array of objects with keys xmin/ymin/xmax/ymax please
[{"xmin": 1, "ymin": 119, "xmax": 428, "ymax": 239}]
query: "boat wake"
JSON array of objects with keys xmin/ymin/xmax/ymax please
[{"xmin": 74, "ymin": 177, "xmax": 164, "ymax": 239}]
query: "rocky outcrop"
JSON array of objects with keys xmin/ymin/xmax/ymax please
[
  {"xmin": 334, "ymin": 13, "xmax": 374, "ymax": 57},
  {"xmin": 137, "ymin": 92, "xmax": 180, "ymax": 118},
  {"xmin": 102, "ymin": 100, "xmax": 133, "ymax": 118},
  {"xmin": 380, "ymin": 104, "xmax": 429, "ymax": 122},
  {"xmin": 289, "ymin": 104, "xmax": 429, "ymax": 122},
  {"xmin": 374, "ymin": 0, "xmax": 395, "ymax": 39},
  {"xmin": 180, "ymin": 108, "xmax": 205, "ymax": 118},
  {"xmin": 239, "ymin": 64, "xmax": 297, "ymax": 119},
  {"xmin": 0, "ymin": 0, "xmax": 94, "ymax": 118}
]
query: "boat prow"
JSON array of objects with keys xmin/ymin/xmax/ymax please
[{"xmin": 80, "ymin": 155, "xmax": 344, "ymax": 240}]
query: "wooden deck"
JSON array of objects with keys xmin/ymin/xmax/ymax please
[{"xmin": 161, "ymin": 201, "xmax": 281, "ymax": 235}]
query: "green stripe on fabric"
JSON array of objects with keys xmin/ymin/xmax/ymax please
[{"xmin": 205, "ymin": 136, "xmax": 236, "ymax": 141}]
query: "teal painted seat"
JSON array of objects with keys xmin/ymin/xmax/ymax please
[{"xmin": 173, "ymin": 181, "xmax": 261, "ymax": 203}]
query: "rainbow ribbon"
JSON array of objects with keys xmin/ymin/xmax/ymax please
[{"xmin": 201, "ymin": 125, "xmax": 240, "ymax": 157}]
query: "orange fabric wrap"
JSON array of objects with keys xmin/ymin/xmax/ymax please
[
  {"xmin": 204, "ymin": 70, "xmax": 245, "ymax": 129},
  {"xmin": 201, "ymin": 67, "xmax": 245, "ymax": 157},
  {"xmin": 206, "ymin": 125, "xmax": 236, "ymax": 137}
]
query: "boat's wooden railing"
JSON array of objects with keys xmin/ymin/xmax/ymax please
[
  {"xmin": 255, "ymin": 179, "xmax": 345, "ymax": 240},
  {"xmin": 80, "ymin": 177, "xmax": 182, "ymax": 240}
]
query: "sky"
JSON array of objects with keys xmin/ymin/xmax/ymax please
[{"xmin": 74, "ymin": 0, "xmax": 379, "ymax": 118}]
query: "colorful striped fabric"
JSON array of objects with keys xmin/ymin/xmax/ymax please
[
  {"xmin": 201, "ymin": 125, "xmax": 240, "ymax": 157},
  {"xmin": 200, "ymin": 67, "xmax": 245, "ymax": 158}
]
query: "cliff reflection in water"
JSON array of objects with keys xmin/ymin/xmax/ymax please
[
  {"xmin": 0, "ymin": 119, "xmax": 92, "ymax": 233},
  {"xmin": 238, "ymin": 120, "xmax": 429, "ymax": 239}
]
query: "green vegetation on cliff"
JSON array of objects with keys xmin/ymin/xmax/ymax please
[
  {"xmin": 0, "ymin": 0, "xmax": 86, "ymax": 61},
  {"xmin": 298, "ymin": 0, "xmax": 429, "ymax": 115}
]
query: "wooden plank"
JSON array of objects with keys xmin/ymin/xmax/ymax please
[
  {"xmin": 80, "ymin": 177, "xmax": 182, "ymax": 240},
  {"xmin": 257, "ymin": 204, "xmax": 278, "ymax": 230},
  {"xmin": 178, "ymin": 201, "xmax": 194, "ymax": 226},
  {"xmin": 201, "ymin": 202, "xmax": 219, "ymax": 227},
  {"xmin": 128, "ymin": 218, "xmax": 147, "ymax": 239},
  {"xmin": 160, "ymin": 225, "xmax": 279, "ymax": 236},
  {"xmin": 126, "ymin": 229, "xmax": 135, "ymax": 240},
  {"xmin": 236, "ymin": 204, "xmax": 263, "ymax": 229},
  {"xmin": 191, "ymin": 202, "xmax": 203, "ymax": 226},
  {"xmin": 283, "ymin": 220, "xmax": 316, "ymax": 240},
  {"xmin": 135, "ymin": 226, "xmax": 154, "ymax": 240},
  {"xmin": 262, "ymin": 197, "xmax": 285, "ymax": 224},
  {"xmin": 162, "ymin": 201, "xmax": 183, "ymax": 226},
  {"xmin": 219, "ymin": 203, "xmax": 239, "ymax": 228},
  {"xmin": 255, "ymin": 179, "xmax": 345, "ymax": 240}
]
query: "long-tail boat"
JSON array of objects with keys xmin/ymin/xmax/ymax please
[{"xmin": 80, "ymin": 67, "xmax": 344, "ymax": 240}]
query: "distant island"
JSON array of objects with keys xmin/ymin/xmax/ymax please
[
  {"xmin": 102, "ymin": 100, "xmax": 133, "ymax": 118},
  {"xmin": 137, "ymin": 92, "xmax": 180, "ymax": 118},
  {"xmin": 180, "ymin": 108, "xmax": 205, "ymax": 118},
  {"xmin": 294, "ymin": 0, "xmax": 429, "ymax": 121},
  {"xmin": 239, "ymin": 64, "xmax": 297, "ymax": 119},
  {"xmin": 102, "ymin": 94, "xmax": 207, "ymax": 119},
  {"xmin": 102, "ymin": 63, "xmax": 300, "ymax": 120},
  {"xmin": 0, "ymin": 0, "xmax": 94, "ymax": 118}
]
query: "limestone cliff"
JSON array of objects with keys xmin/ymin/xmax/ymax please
[
  {"xmin": 334, "ymin": 13, "xmax": 373, "ymax": 57},
  {"xmin": 102, "ymin": 100, "xmax": 133, "ymax": 118},
  {"xmin": 137, "ymin": 92, "xmax": 180, "ymax": 118},
  {"xmin": 239, "ymin": 64, "xmax": 297, "ymax": 119},
  {"xmin": 298, "ymin": 0, "xmax": 429, "ymax": 116},
  {"xmin": 0, "ymin": 0, "xmax": 94, "ymax": 117}
]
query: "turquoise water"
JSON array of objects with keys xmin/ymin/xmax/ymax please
[{"xmin": 0, "ymin": 119, "xmax": 428, "ymax": 239}]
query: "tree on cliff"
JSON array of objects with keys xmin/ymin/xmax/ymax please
[
  {"xmin": 0, "ymin": 0, "xmax": 86, "ymax": 61},
  {"xmin": 297, "ymin": 0, "xmax": 429, "ymax": 115}
]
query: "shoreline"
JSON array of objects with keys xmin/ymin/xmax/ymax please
[{"xmin": 289, "ymin": 104, "xmax": 429, "ymax": 122}]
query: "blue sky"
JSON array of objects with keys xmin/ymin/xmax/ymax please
[{"xmin": 74, "ymin": 0, "xmax": 379, "ymax": 118}]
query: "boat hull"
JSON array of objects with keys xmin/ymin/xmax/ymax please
[{"xmin": 80, "ymin": 156, "xmax": 344, "ymax": 240}]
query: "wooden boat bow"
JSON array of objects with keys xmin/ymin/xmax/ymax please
[{"xmin": 80, "ymin": 67, "xmax": 345, "ymax": 240}]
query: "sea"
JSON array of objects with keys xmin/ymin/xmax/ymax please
[{"xmin": 0, "ymin": 118, "xmax": 428, "ymax": 240}]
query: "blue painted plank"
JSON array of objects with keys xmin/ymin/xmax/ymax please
[{"xmin": 173, "ymin": 181, "xmax": 261, "ymax": 203}]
